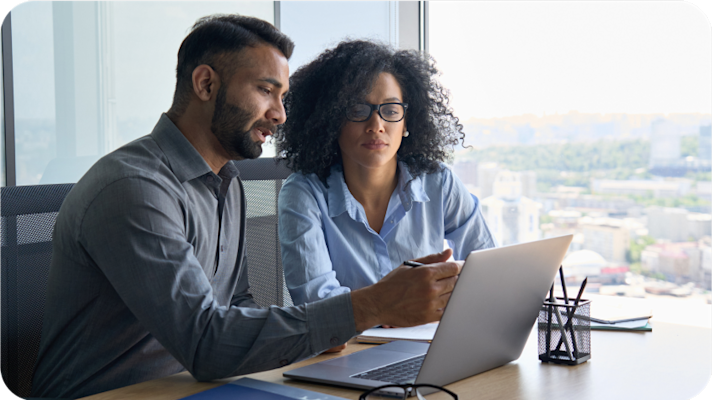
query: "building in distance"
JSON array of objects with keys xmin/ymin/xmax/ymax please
[
  {"xmin": 480, "ymin": 170, "xmax": 541, "ymax": 246},
  {"xmin": 591, "ymin": 178, "xmax": 692, "ymax": 198},
  {"xmin": 641, "ymin": 239, "xmax": 711, "ymax": 289}
]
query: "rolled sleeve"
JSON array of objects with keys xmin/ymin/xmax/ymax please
[{"xmin": 306, "ymin": 293, "xmax": 358, "ymax": 350}]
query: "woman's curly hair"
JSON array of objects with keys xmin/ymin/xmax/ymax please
[{"xmin": 275, "ymin": 40, "xmax": 465, "ymax": 185}]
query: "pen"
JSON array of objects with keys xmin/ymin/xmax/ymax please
[
  {"xmin": 573, "ymin": 277, "xmax": 587, "ymax": 307},
  {"xmin": 557, "ymin": 277, "xmax": 588, "ymax": 359},
  {"xmin": 550, "ymin": 295, "xmax": 575, "ymax": 360},
  {"xmin": 556, "ymin": 266, "xmax": 575, "ymax": 359},
  {"xmin": 403, "ymin": 260, "xmax": 424, "ymax": 267},
  {"xmin": 569, "ymin": 277, "xmax": 587, "ymax": 358},
  {"xmin": 546, "ymin": 282, "xmax": 554, "ymax": 358},
  {"xmin": 559, "ymin": 266, "xmax": 569, "ymax": 305}
]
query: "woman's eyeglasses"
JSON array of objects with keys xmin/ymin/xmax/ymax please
[
  {"xmin": 360, "ymin": 384, "xmax": 458, "ymax": 399},
  {"xmin": 346, "ymin": 103, "xmax": 408, "ymax": 123}
]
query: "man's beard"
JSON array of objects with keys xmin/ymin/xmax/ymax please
[{"xmin": 211, "ymin": 86, "xmax": 270, "ymax": 160}]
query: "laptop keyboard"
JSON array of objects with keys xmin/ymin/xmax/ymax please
[{"xmin": 351, "ymin": 354, "xmax": 425, "ymax": 384}]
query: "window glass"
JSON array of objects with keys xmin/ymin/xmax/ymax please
[
  {"xmin": 1, "ymin": 33, "xmax": 4, "ymax": 187},
  {"xmin": 10, "ymin": 1, "xmax": 273, "ymax": 185},
  {"xmin": 280, "ymin": 1, "xmax": 397, "ymax": 72},
  {"xmin": 431, "ymin": 1, "xmax": 712, "ymax": 317}
]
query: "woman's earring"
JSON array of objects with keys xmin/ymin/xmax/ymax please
[{"xmin": 403, "ymin": 131, "xmax": 410, "ymax": 138}]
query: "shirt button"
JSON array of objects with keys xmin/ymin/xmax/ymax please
[
  {"xmin": 206, "ymin": 176, "xmax": 213, "ymax": 182},
  {"xmin": 330, "ymin": 337, "xmax": 340, "ymax": 346},
  {"xmin": 280, "ymin": 359, "xmax": 289, "ymax": 367},
  {"xmin": 390, "ymin": 219, "xmax": 394, "ymax": 224},
  {"xmin": 220, "ymin": 245, "xmax": 225, "ymax": 252}
]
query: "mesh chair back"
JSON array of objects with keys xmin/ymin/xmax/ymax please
[
  {"xmin": 235, "ymin": 158, "xmax": 293, "ymax": 307},
  {"xmin": 0, "ymin": 161, "xmax": 291, "ymax": 395},
  {"xmin": 1, "ymin": 183, "xmax": 74, "ymax": 397}
]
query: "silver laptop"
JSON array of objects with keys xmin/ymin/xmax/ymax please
[{"xmin": 284, "ymin": 235, "xmax": 573, "ymax": 393}]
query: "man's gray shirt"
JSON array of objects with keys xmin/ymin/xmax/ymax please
[{"xmin": 32, "ymin": 114, "xmax": 357, "ymax": 398}]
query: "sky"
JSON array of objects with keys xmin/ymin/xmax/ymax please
[
  {"xmin": 3, "ymin": 0, "xmax": 711, "ymax": 123},
  {"xmin": 429, "ymin": 1, "xmax": 712, "ymax": 120}
]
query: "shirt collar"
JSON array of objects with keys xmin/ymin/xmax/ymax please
[
  {"xmin": 326, "ymin": 166, "xmax": 355, "ymax": 219},
  {"xmin": 326, "ymin": 161, "xmax": 430, "ymax": 218},
  {"xmin": 150, "ymin": 113, "xmax": 213, "ymax": 183},
  {"xmin": 396, "ymin": 161, "xmax": 430, "ymax": 211}
]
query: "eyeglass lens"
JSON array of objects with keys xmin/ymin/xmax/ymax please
[
  {"xmin": 347, "ymin": 103, "xmax": 405, "ymax": 122},
  {"xmin": 364, "ymin": 386, "xmax": 454, "ymax": 400}
]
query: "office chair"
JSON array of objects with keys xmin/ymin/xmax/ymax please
[
  {"xmin": 0, "ymin": 162, "xmax": 289, "ymax": 396},
  {"xmin": 1, "ymin": 183, "xmax": 75, "ymax": 398},
  {"xmin": 235, "ymin": 158, "xmax": 294, "ymax": 307}
]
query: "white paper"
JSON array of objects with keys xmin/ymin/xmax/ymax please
[
  {"xmin": 359, "ymin": 322, "xmax": 439, "ymax": 341},
  {"xmin": 590, "ymin": 319, "xmax": 650, "ymax": 329}
]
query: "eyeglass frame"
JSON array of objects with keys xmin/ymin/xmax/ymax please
[
  {"xmin": 345, "ymin": 102, "xmax": 409, "ymax": 123},
  {"xmin": 359, "ymin": 383, "xmax": 458, "ymax": 400}
]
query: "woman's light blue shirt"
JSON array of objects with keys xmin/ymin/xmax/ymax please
[{"xmin": 278, "ymin": 162, "xmax": 496, "ymax": 305}]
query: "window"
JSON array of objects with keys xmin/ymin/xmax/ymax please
[
  {"xmin": 1, "ymin": 36, "xmax": 4, "ymax": 187},
  {"xmin": 431, "ymin": 1, "xmax": 712, "ymax": 311},
  {"xmin": 8, "ymin": 1, "xmax": 273, "ymax": 185},
  {"xmin": 280, "ymin": 1, "xmax": 399, "ymax": 71},
  {"xmin": 4, "ymin": 1, "xmax": 418, "ymax": 183}
]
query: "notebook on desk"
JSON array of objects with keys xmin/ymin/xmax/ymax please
[
  {"xmin": 356, "ymin": 323, "xmax": 438, "ymax": 344},
  {"xmin": 179, "ymin": 378, "xmax": 347, "ymax": 400},
  {"xmin": 284, "ymin": 235, "xmax": 574, "ymax": 395}
]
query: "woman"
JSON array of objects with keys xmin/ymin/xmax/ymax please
[{"xmin": 275, "ymin": 40, "xmax": 495, "ymax": 307}]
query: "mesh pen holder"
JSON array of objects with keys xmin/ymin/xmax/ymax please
[{"xmin": 538, "ymin": 298, "xmax": 591, "ymax": 365}]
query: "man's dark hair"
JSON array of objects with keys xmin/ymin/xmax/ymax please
[
  {"xmin": 274, "ymin": 40, "xmax": 465, "ymax": 185},
  {"xmin": 169, "ymin": 14, "xmax": 294, "ymax": 116}
]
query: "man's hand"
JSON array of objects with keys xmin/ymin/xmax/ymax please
[{"xmin": 351, "ymin": 249, "xmax": 461, "ymax": 332}]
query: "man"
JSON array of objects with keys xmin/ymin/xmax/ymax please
[{"xmin": 32, "ymin": 15, "xmax": 460, "ymax": 399}]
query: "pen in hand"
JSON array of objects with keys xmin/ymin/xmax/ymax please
[{"xmin": 403, "ymin": 260, "xmax": 424, "ymax": 267}]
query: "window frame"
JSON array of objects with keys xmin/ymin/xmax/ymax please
[{"xmin": 0, "ymin": 1, "xmax": 429, "ymax": 186}]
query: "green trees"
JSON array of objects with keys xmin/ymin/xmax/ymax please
[
  {"xmin": 681, "ymin": 135, "xmax": 699, "ymax": 158},
  {"xmin": 458, "ymin": 139, "xmax": 709, "ymax": 209},
  {"xmin": 457, "ymin": 139, "xmax": 651, "ymax": 190},
  {"xmin": 627, "ymin": 235, "xmax": 657, "ymax": 275},
  {"xmin": 459, "ymin": 139, "xmax": 650, "ymax": 172}
]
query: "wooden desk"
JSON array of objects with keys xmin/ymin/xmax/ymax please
[{"xmin": 82, "ymin": 320, "xmax": 711, "ymax": 400}]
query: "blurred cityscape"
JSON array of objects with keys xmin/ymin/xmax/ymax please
[
  {"xmin": 451, "ymin": 112, "xmax": 712, "ymax": 303},
  {"xmin": 14, "ymin": 111, "xmax": 712, "ymax": 306}
]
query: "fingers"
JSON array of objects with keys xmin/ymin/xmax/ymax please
[
  {"xmin": 413, "ymin": 248, "xmax": 453, "ymax": 265},
  {"xmin": 417, "ymin": 268, "xmax": 459, "ymax": 318},
  {"xmin": 429, "ymin": 276, "xmax": 457, "ymax": 309},
  {"xmin": 356, "ymin": 254, "xmax": 461, "ymax": 329},
  {"xmin": 427, "ymin": 261, "xmax": 462, "ymax": 280},
  {"xmin": 417, "ymin": 295, "xmax": 450, "ymax": 324},
  {"xmin": 434, "ymin": 274, "xmax": 458, "ymax": 296}
]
